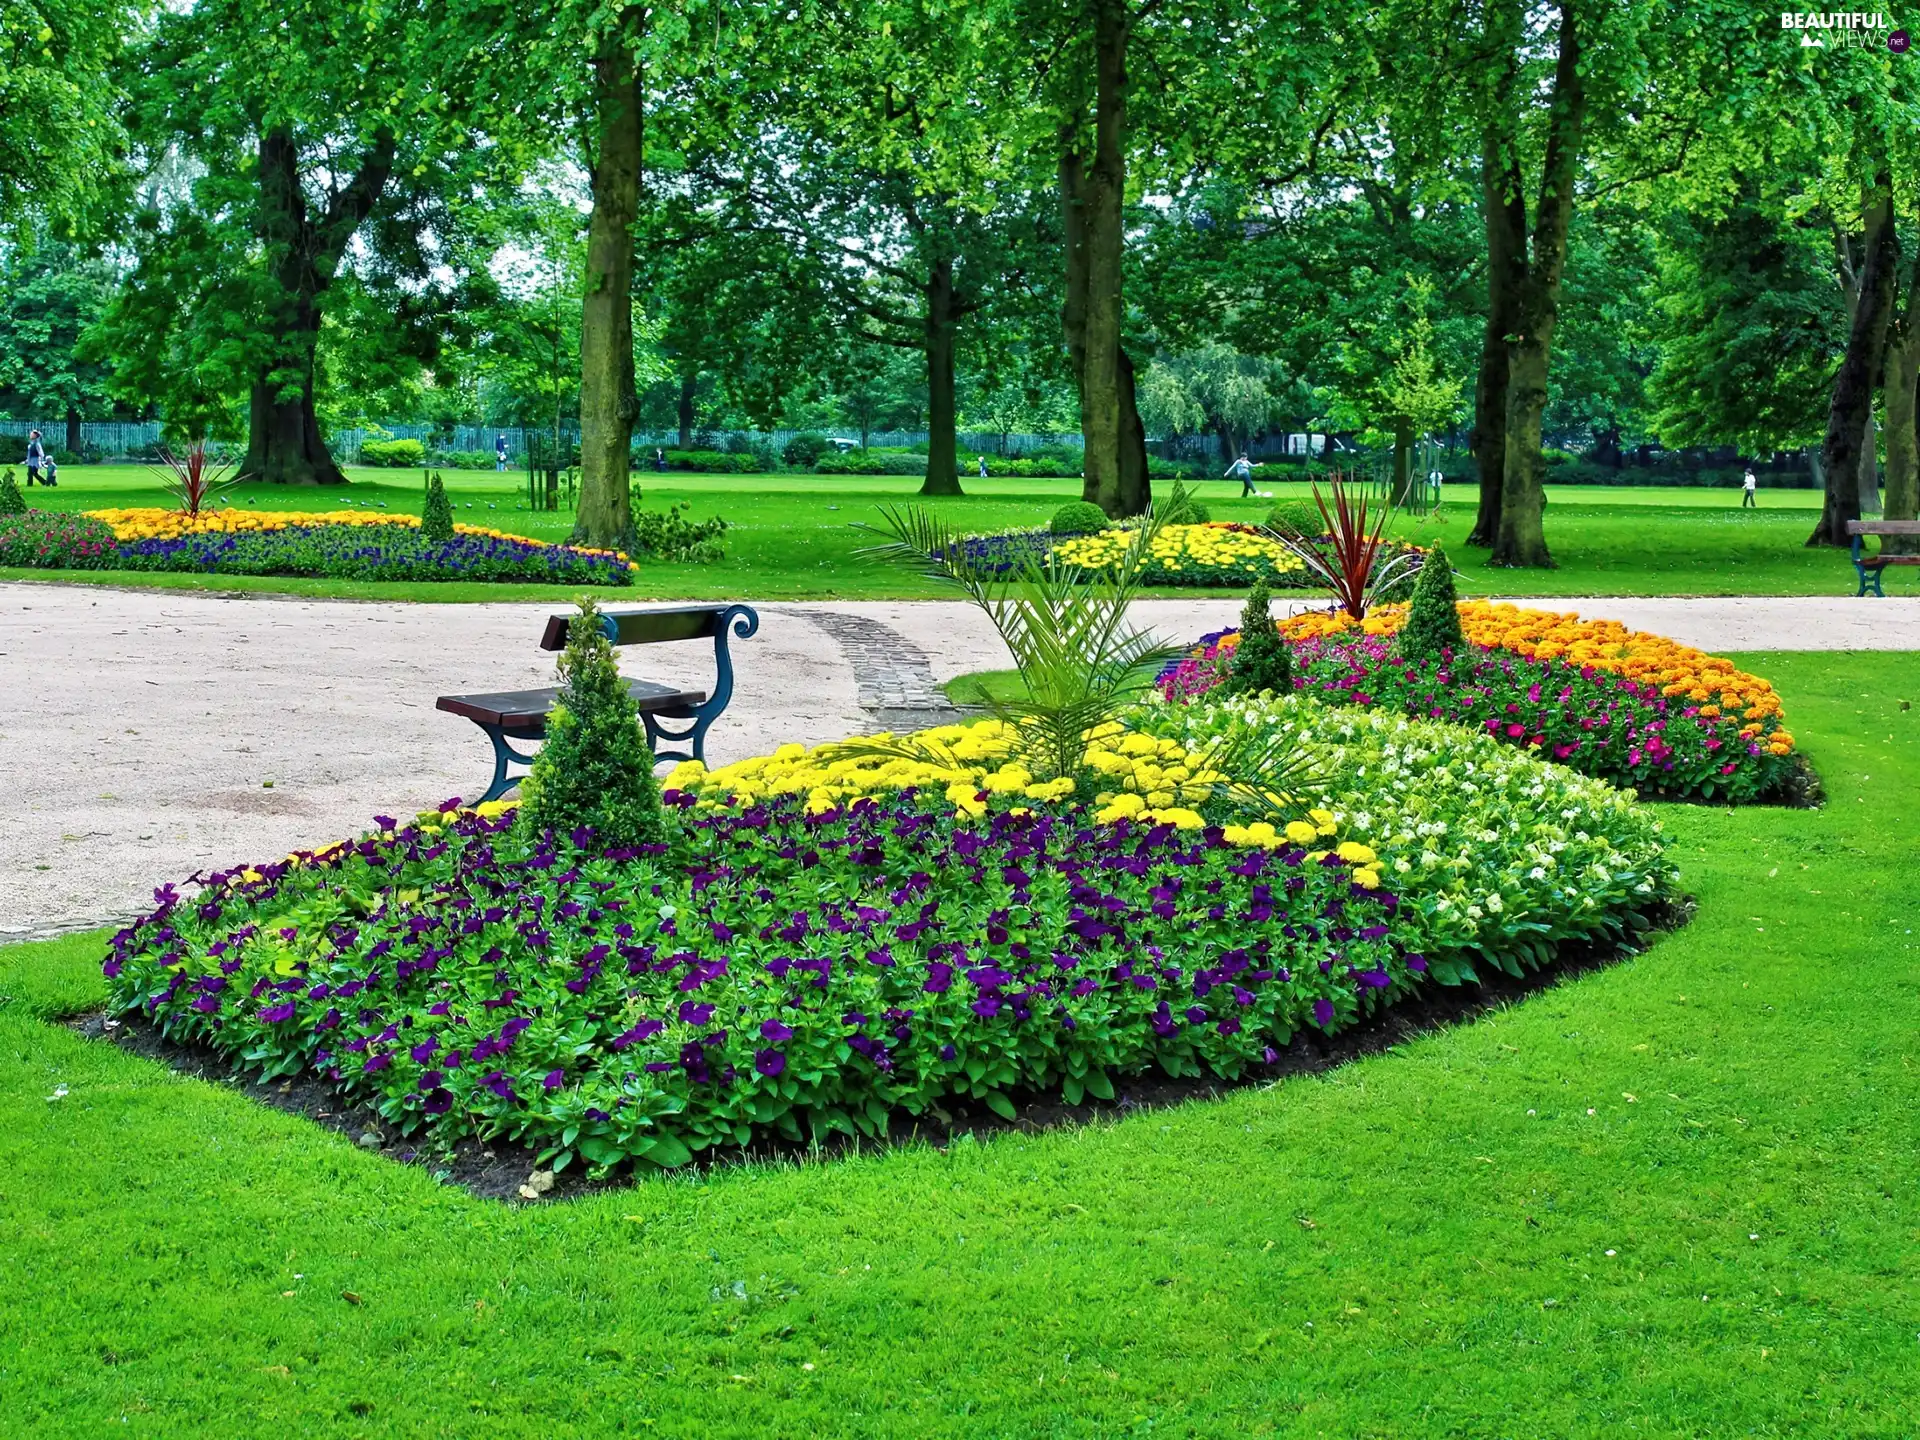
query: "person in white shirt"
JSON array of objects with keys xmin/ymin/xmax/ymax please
[
  {"xmin": 1741, "ymin": 468, "xmax": 1757, "ymax": 508},
  {"xmin": 1225, "ymin": 453, "xmax": 1260, "ymax": 496}
]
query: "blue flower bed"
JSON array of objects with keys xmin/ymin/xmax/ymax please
[{"xmin": 109, "ymin": 525, "xmax": 634, "ymax": 585}]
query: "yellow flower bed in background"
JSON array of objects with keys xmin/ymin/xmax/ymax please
[
  {"xmin": 86, "ymin": 507, "xmax": 634, "ymax": 566},
  {"xmin": 1052, "ymin": 523, "xmax": 1305, "ymax": 581},
  {"xmin": 1278, "ymin": 599, "xmax": 1790, "ymax": 746}
]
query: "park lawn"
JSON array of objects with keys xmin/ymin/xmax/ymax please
[
  {"xmin": 1, "ymin": 651, "xmax": 1915, "ymax": 1438},
  {"xmin": 1, "ymin": 465, "xmax": 1896, "ymax": 603}
]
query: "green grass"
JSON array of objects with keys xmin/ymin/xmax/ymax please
[
  {"xmin": 2, "ymin": 651, "xmax": 1915, "ymax": 1436},
  {"xmin": 1, "ymin": 464, "xmax": 1898, "ymax": 602}
]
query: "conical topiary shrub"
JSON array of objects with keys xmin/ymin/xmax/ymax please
[
  {"xmin": 0, "ymin": 470, "xmax": 25, "ymax": 515},
  {"xmin": 422, "ymin": 471, "xmax": 454, "ymax": 542},
  {"xmin": 1223, "ymin": 579, "xmax": 1294, "ymax": 697},
  {"xmin": 1398, "ymin": 547, "xmax": 1464, "ymax": 659},
  {"xmin": 516, "ymin": 597, "xmax": 665, "ymax": 850}
]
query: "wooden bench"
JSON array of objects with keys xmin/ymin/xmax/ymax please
[
  {"xmin": 1847, "ymin": 520, "xmax": 1920, "ymax": 596},
  {"xmin": 438, "ymin": 604, "xmax": 759, "ymax": 802}
]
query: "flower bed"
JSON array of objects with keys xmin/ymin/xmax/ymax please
[
  {"xmin": 103, "ymin": 709, "xmax": 1672, "ymax": 1174},
  {"xmin": 0, "ymin": 510, "xmax": 120, "ymax": 567},
  {"xmin": 2, "ymin": 507, "xmax": 637, "ymax": 584},
  {"xmin": 1053, "ymin": 523, "xmax": 1309, "ymax": 586},
  {"xmin": 1159, "ymin": 602, "xmax": 1795, "ymax": 802}
]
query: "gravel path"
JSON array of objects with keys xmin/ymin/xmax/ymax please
[{"xmin": 4, "ymin": 583, "xmax": 1917, "ymax": 938}]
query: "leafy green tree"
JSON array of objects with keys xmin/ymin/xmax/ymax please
[
  {"xmin": 0, "ymin": 244, "xmax": 118, "ymax": 450},
  {"xmin": 0, "ymin": 0, "xmax": 135, "ymax": 237},
  {"xmin": 96, "ymin": 0, "xmax": 501, "ymax": 481}
]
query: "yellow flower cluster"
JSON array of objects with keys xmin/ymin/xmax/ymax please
[
  {"xmin": 1052, "ymin": 523, "xmax": 1306, "ymax": 578},
  {"xmin": 85, "ymin": 507, "xmax": 635, "ymax": 567},
  {"xmin": 1277, "ymin": 599, "xmax": 1793, "ymax": 751},
  {"xmin": 665, "ymin": 718, "xmax": 1344, "ymax": 852}
]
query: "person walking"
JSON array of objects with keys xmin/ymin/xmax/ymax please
[
  {"xmin": 495, "ymin": 434, "xmax": 509, "ymax": 472},
  {"xmin": 1225, "ymin": 452, "xmax": 1260, "ymax": 497},
  {"xmin": 1741, "ymin": 467, "xmax": 1757, "ymax": 508},
  {"xmin": 24, "ymin": 430, "xmax": 45, "ymax": 486},
  {"xmin": 977, "ymin": 454, "xmax": 988, "ymax": 480},
  {"xmin": 40, "ymin": 454, "xmax": 57, "ymax": 487}
]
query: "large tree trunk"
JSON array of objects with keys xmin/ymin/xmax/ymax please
[
  {"xmin": 1390, "ymin": 413, "xmax": 1415, "ymax": 505},
  {"xmin": 921, "ymin": 256, "xmax": 963, "ymax": 497},
  {"xmin": 1810, "ymin": 159, "xmax": 1898, "ymax": 547},
  {"xmin": 574, "ymin": 17, "xmax": 645, "ymax": 551},
  {"xmin": 1058, "ymin": 0, "xmax": 1147, "ymax": 517},
  {"xmin": 1491, "ymin": 1, "xmax": 1584, "ymax": 569},
  {"xmin": 1884, "ymin": 299, "xmax": 1920, "ymax": 552},
  {"xmin": 65, "ymin": 406, "xmax": 81, "ymax": 455},
  {"xmin": 676, "ymin": 373, "xmax": 695, "ymax": 449},
  {"xmin": 1471, "ymin": 101, "xmax": 1527, "ymax": 547},
  {"xmin": 244, "ymin": 125, "xmax": 393, "ymax": 485}
]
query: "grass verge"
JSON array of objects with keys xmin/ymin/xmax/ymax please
[{"xmin": 0, "ymin": 650, "xmax": 1914, "ymax": 1436}]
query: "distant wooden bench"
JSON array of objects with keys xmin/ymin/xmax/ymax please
[
  {"xmin": 1847, "ymin": 520, "xmax": 1920, "ymax": 597},
  {"xmin": 438, "ymin": 604, "xmax": 759, "ymax": 803}
]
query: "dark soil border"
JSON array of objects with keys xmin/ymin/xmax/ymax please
[{"xmin": 65, "ymin": 899, "xmax": 1692, "ymax": 1205}]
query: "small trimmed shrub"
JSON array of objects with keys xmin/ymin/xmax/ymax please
[
  {"xmin": 1265, "ymin": 500, "xmax": 1324, "ymax": 536},
  {"xmin": 878, "ymin": 453, "xmax": 929, "ymax": 475},
  {"xmin": 1050, "ymin": 501, "xmax": 1111, "ymax": 535},
  {"xmin": 360, "ymin": 437, "xmax": 427, "ymax": 467},
  {"xmin": 813, "ymin": 452, "xmax": 887, "ymax": 475},
  {"xmin": 1398, "ymin": 547, "xmax": 1464, "ymax": 658},
  {"xmin": 0, "ymin": 470, "xmax": 24, "ymax": 514},
  {"xmin": 631, "ymin": 501, "xmax": 728, "ymax": 563},
  {"xmin": 660, "ymin": 449, "xmax": 762, "ymax": 474},
  {"xmin": 422, "ymin": 472, "xmax": 454, "ymax": 542},
  {"xmin": 429, "ymin": 448, "xmax": 498, "ymax": 469},
  {"xmin": 1222, "ymin": 580, "xmax": 1293, "ymax": 697},
  {"xmin": 515, "ymin": 597, "xmax": 666, "ymax": 850},
  {"xmin": 783, "ymin": 432, "xmax": 829, "ymax": 467}
]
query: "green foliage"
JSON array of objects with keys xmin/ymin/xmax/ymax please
[
  {"xmin": 810, "ymin": 451, "xmax": 885, "ymax": 475},
  {"xmin": 427, "ymin": 449, "xmax": 498, "ymax": 470},
  {"xmin": 1157, "ymin": 492, "xmax": 1211, "ymax": 525},
  {"xmin": 656, "ymin": 449, "xmax": 762, "ymax": 474},
  {"xmin": 421, "ymin": 472, "xmax": 454, "ymax": 542},
  {"xmin": 0, "ymin": 510, "xmax": 117, "ymax": 566},
  {"xmin": 0, "ymin": 471, "xmax": 24, "ymax": 515},
  {"xmin": 1050, "ymin": 501, "xmax": 1111, "ymax": 535},
  {"xmin": 516, "ymin": 598, "xmax": 665, "ymax": 850},
  {"xmin": 360, "ymin": 438, "xmax": 428, "ymax": 468},
  {"xmin": 783, "ymin": 432, "xmax": 830, "ymax": 466},
  {"xmin": 630, "ymin": 502, "xmax": 728, "ymax": 563},
  {"xmin": 1266, "ymin": 499, "xmax": 1325, "ymax": 535},
  {"xmin": 1398, "ymin": 547, "xmax": 1464, "ymax": 658},
  {"xmin": 1222, "ymin": 581, "xmax": 1293, "ymax": 697}
]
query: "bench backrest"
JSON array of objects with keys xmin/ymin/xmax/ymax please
[
  {"xmin": 539, "ymin": 605, "xmax": 736, "ymax": 651},
  {"xmin": 1848, "ymin": 520, "xmax": 1920, "ymax": 536}
]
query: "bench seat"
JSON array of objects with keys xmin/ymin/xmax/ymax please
[
  {"xmin": 439, "ymin": 602, "xmax": 758, "ymax": 803},
  {"xmin": 437, "ymin": 679, "xmax": 707, "ymax": 733},
  {"xmin": 1848, "ymin": 520, "xmax": 1920, "ymax": 596}
]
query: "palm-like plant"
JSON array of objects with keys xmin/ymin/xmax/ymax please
[
  {"xmin": 852, "ymin": 481, "xmax": 1318, "ymax": 816},
  {"xmin": 151, "ymin": 442, "xmax": 240, "ymax": 517},
  {"xmin": 1272, "ymin": 472, "xmax": 1421, "ymax": 620}
]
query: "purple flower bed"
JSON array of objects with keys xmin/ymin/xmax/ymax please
[
  {"xmin": 106, "ymin": 525, "xmax": 635, "ymax": 585},
  {"xmin": 1164, "ymin": 629, "xmax": 1795, "ymax": 802},
  {"xmin": 0, "ymin": 511, "xmax": 119, "ymax": 567},
  {"xmin": 938, "ymin": 528, "xmax": 1058, "ymax": 575},
  {"xmin": 105, "ymin": 791, "xmax": 1419, "ymax": 1172}
]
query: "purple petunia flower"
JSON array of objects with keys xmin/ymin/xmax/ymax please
[
  {"xmin": 760, "ymin": 1018, "xmax": 793, "ymax": 1042},
  {"xmin": 1312, "ymin": 998, "xmax": 1335, "ymax": 1028},
  {"xmin": 258, "ymin": 1001, "xmax": 296, "ymax": 1023},
  {"xmin": 678, "ymin": 1001, "xmax": 715, "ymax": 1026},
  {"xmin": 543, "ymin": 1068, "xmax": 565, "ymax": 1091},
  {"xmin": 754, "ymin": 1049, "xmax": 786, "ymax": 1077}
]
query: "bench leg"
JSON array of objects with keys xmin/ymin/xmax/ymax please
[{"xmin": 475, "ymin": 723, "xmax": 544, "ymax": 803}]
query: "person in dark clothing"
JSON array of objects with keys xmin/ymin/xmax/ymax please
[{"xmin": 24, "ymin": 430, "xmax": 45, "ymax": 486}]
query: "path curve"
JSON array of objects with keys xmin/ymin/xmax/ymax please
[{"xmin": 3, "ymin": 584, "xmax": 1916, "ymax": 937}]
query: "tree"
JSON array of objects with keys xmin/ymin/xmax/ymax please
[
  {"xmin": 98, "ymin": 0, "xmax": 497, "ymax": 481},
  {"xmin": 0, "ymin": 0, "xmax": 135, "ymax": 237},
  {"xmin": 0, "ymin": 244, "xmax": 118, "ymax": 450}
]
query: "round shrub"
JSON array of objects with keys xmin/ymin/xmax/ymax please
[
  {"xmin": 1050, "ymin": 501, "xmax": 1111, "ymax": 535},
  {"xmin": 1265, "ymin": 500, "xmax": 1324, "ymax": 535},
  {"xmin": 359, "ymin": 437, "xmax": 427, "ymax": 467},
  {"xmin": 782, "ymin": 432, "xmax": 829, "ymax": 467}
]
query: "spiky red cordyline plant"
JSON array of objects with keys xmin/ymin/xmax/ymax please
[
  {"xmin": 1273, "ymin": 472, "xmax": 1421, "ymax": 621},
  {"xmin": 150, "ymin": 441, "xmax": 239, "ymax": 517}
]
